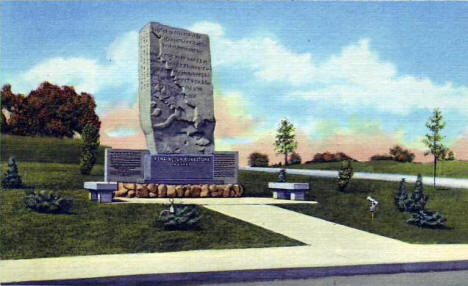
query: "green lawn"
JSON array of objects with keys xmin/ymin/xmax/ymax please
[
  {"xmin": 0, "ymin": 162, "xmax": 301, "ymax": 259},
  {"xmin": 287, "ymin": 160, "xmax": 468, "ymax": 178},
  {"xmin": 1, "ymin": 161, "xmax": 104, "ymax": 190},
  {"xmin": 0, "ymin": 189, "xmax": 301, "ymax": 259},
  {"xmin": 241, "ymin": 170, "xmax": 468, "ymax": 244},
  {"xmin": 1, "ymin": 135, "xmax": 108, "ymax": 164}
]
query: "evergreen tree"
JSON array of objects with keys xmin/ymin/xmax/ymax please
[
  {"xmin": 423, "ymin": 108, "xmax": 447, "ymax": 189},
  {"xmin": 2, "ymin": 156, "xmax": 22, "ymax": 188},
  {"xmin": 408, "ymin": 174, "xmax": 427, "ymax": 212},
  {"xmin": 395, "ymin": 178, "xmax": 411, "ymax": 212},
  {"xmin": 274, "ymin": 118, "xmax": 297, "ymax": 166},
  {"xmin": 337, "ymin": 160, "xmax": 353, "ymax": 192},
  {"xmin": 80, "ymin": 124, "xmax": 100, "ymax": 175}
]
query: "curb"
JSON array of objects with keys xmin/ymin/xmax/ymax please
[{"xmin": 6, "ymin": 260, "xmax": 468, "ymax": 285}]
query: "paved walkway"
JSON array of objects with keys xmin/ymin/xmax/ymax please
[
  {"xmin": 2, "ymin": 203, "xmax": 468, "ymax": 284},
  {"xmin": 116, "ymin": 197, "xmax": 317, "ymax": 205},
  {"xmin": 242, "ymin": 167, "xmax": 468, "ymax": 189}
]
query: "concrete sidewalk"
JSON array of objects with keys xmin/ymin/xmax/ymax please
[
  {"xmin": 242, "ymin": 167, "xmax": 468, "ymax": 189},
  {"xmin": 2, "ymin": 204, "xmax": 468, "ymax": 284},
  {"xmin": 115, "ymin": 197, "xmax": 317, "ymax": 205}
]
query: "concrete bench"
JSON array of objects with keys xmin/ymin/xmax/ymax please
[
  {"xmin": 268, "ymin": 182, "xmax": 309, "ymax": 201},
  {"xmin": 84, "ymin": 182, "xmax": 117, "ymax": 203}
]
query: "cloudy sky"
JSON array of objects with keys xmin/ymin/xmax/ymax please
[{"xmin": 2, "ymin": 1, "xmax": 468, "ymax": 165}]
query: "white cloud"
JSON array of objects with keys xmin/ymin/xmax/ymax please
[
  {"xmin": 189, "ymin": 23, "xmax": 317, "ymax": 85},
  {"xmin": 190, "ymin": 21, "xmax": 468, "ymax": 115},
  {"xmin": 190, "ymin": 21, "xmax": 225, "ymax": 38},
  {"xmin": 11, "ymin": 31, "xmax": 139, "ymax": 106}
]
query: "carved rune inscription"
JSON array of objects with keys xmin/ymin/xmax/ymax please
[{"xmin": 139, "ymin": 22, "xmax": 215, "ymax": 154}]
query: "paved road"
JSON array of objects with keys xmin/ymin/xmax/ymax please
[
  {"xmin": 241, "ymin": 167, "xmax": 468, "ymax": 189},
  {"xmin": 195, "ymin": 270, "xmax": 468, "ymax": 286}
]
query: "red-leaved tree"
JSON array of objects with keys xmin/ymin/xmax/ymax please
[{"xmin": 1, "ymin": 82, "xmax": 100, "ymax": 138}]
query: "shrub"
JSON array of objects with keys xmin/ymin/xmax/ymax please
[
  {"xmin": 446, "ymin": 150, "xmax": 456, "ymax": 161},
  {"xmin": 337, "ymin": 160, "xmax": 353, "ymax": 192},
  {"xmin": 80, "ymin": 123, "xmax": 100, "ymax": 175},
  {"xmin": 389, "ymin": 145, "xmax": 415, "ymax": 163},
  {"xmin": 407, "ymin": 210, "xmax": 447, "ymax": 228},
  {"xmin": 248, "ymin": 152, "xmax": 269, "ymax": 167},
  {"xmin": 370, "ymin": 154, "xmax": 394, "ymax": 161},
  {"xmin": 407, "ymin": 174, "xmax": 427, "ymax": 212},
  {"xmin": 370, "ymin": 145, "xmax": 415, "ymax": 162},
  {"xmin": 289, "ymin": 152, "xmax": 302, "ymax": 165},
  {"xmin": 24, "ymin": 190, "xmax": 73, "ymax": 213},
  {"xmin": 393, "ymin": 174, "xmax": 446, "ymax": 228},
  {"xmin": 158, "ymin": 205, "xmax": 202, "ymax": 230},
  {"xmin": 2, "ymin": 156, "xmax": 22, "ymax": 189},
  {"xmin": 307, "ymin": 152, "xmax": 355, "ymax": 163}
]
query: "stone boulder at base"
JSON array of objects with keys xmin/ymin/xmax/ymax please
[{"xmin": 114, "ymin": 183, "xmax": 243, "ymax": 198}]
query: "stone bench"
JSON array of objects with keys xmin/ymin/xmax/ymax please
[
  {"xmin": 268, "ymin": 182, "xmax": 309, "ymax": 201},
  {"xmin": 84, "ymin": 182, "xmax": 117, "ymax": 203}
]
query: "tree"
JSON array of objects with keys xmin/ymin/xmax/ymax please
[
  {"xmin": 389, "ymin": 145, "xmax": 415, "ymax": 163},
  {"xmin": 274, "ymin": 119, "xmax": 297, "ymax": 166},
  {"xmin": 408, "ymin": 174, "xmax": 428, "ymax": 212},
  {"xmin": 422, "ymin": 108, "xmax": 446, "ymax": 189},
  {"xmin": 394, "ymin": 178, "xmax": 410, "ymax": 212},
  {"xmin": 337, "ymin": 160, "xmax": 353, "ymax": 192},
  {"xmin": 248, "ymin": 152, "xmax": 269, "ymax": 167},
  {"xmin": 80, "ymin": 123, "xmax": 100, "ymax": 175},
  {"xmin": 1, "ymin": 82, "xmax": 100, "ymax": 137},
  {"xmin": 289, "ymin": 152, "xmax": 302, "ymax": 165}
]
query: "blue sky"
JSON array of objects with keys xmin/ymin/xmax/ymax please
[{"xmin": 2, "ymin": 1, "xmax": 468, "ymax": 162}]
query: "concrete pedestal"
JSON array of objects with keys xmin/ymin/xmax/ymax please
[
  {"xmin": 268, "ymin": 182, "xmax": 309, "ymax": 201},
  {"xmin": 84, "ymin": 182, "xmax": 117, "ymax": 203}
]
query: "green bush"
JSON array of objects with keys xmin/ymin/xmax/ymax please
[
  {"xmin": 158, "ymin": 205, "xmax": 202, "ymax": 230},
  {"xmin": 80, "ymin": 124, "xmax": 100, "ymax": 175},
  {"xmin": 389, "ymin": 145, "xmax": 415, "ymax": 163},
  {"xmin": 337, "ymin": 160, "xmax": 353, "ymax": 192},
  {"xmin": 407, "ymin": 210, "xmax": 447, "ymax": 228},
  {"xmin": 289, "ymin": 152, "xmax": 302, "ymax": 165},
  {"xmin": 393, "ymin": 174, "xmax": 446, "ymax": 228},
  {"xmin": 308, "ymin": 152, "xmax": 355, "ymax": 163},
  {"xmin": 2, "ymin": 156, "xmax": 22, "ymax": 189},
  {"xmin": 24, "ymin": 190, "xmax": 73, "ymax": 214},
  {"xmin": 248, "ymin": 152, "xmax": 269, "ymax": 167}
]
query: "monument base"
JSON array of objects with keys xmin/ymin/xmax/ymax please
[
  {"xmin": 104, "ymin": 149, "xmax": 238, "ymax": 185},
  {"xmin": 114, "ymin": 182, "xmax": 243, "ymax": 198}
]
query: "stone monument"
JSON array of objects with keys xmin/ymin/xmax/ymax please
[
  {"xmin": 84, "ymin": 22, "xmax": 240, "ymax": 202},
  {"xmin": 139, "ymin": 22, "xmax": 215, "ymax": 154}
]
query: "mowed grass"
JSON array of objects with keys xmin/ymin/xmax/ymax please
[
  {"xmin": 1, "ymin": 135, "xmax": 107, "ymax": 164},
  {"xmin": 240, "ymin": 170, "xmax": 468, "ymax": 244},
  {"xmin": 0, "ymin": 190, "xmax": 301, "ymax": 259},
  {"xmin": 287, "ymin": 160, "xmax": 468, "ymax": 178},
  {"xmin": 1, "ymin": 161, "xmax": 104, "ymax": 190},
  {"xmin": 0, "ymin": 162, "xmax": 301, "ymax": 259}
]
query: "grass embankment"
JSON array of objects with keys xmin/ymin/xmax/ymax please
[
  {"xmin": 1, "ymin": 135, "xmax": 107, "ymax": 164},
  {"xmin": 240, "ymin": 170, "xmax": 468, "ymax": 244},
  {"xmin": 287, "ymin": 160, "xmax": 468, "ymax": 178}
]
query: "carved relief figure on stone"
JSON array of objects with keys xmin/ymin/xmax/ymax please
[{"xmin": 139, "ymin": 22, "xmax": 215, "ymax": 154}]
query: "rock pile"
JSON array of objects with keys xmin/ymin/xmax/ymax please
[{"xmin": 114, "ymin": 183, "xmax": 243, "ymax": 198}]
